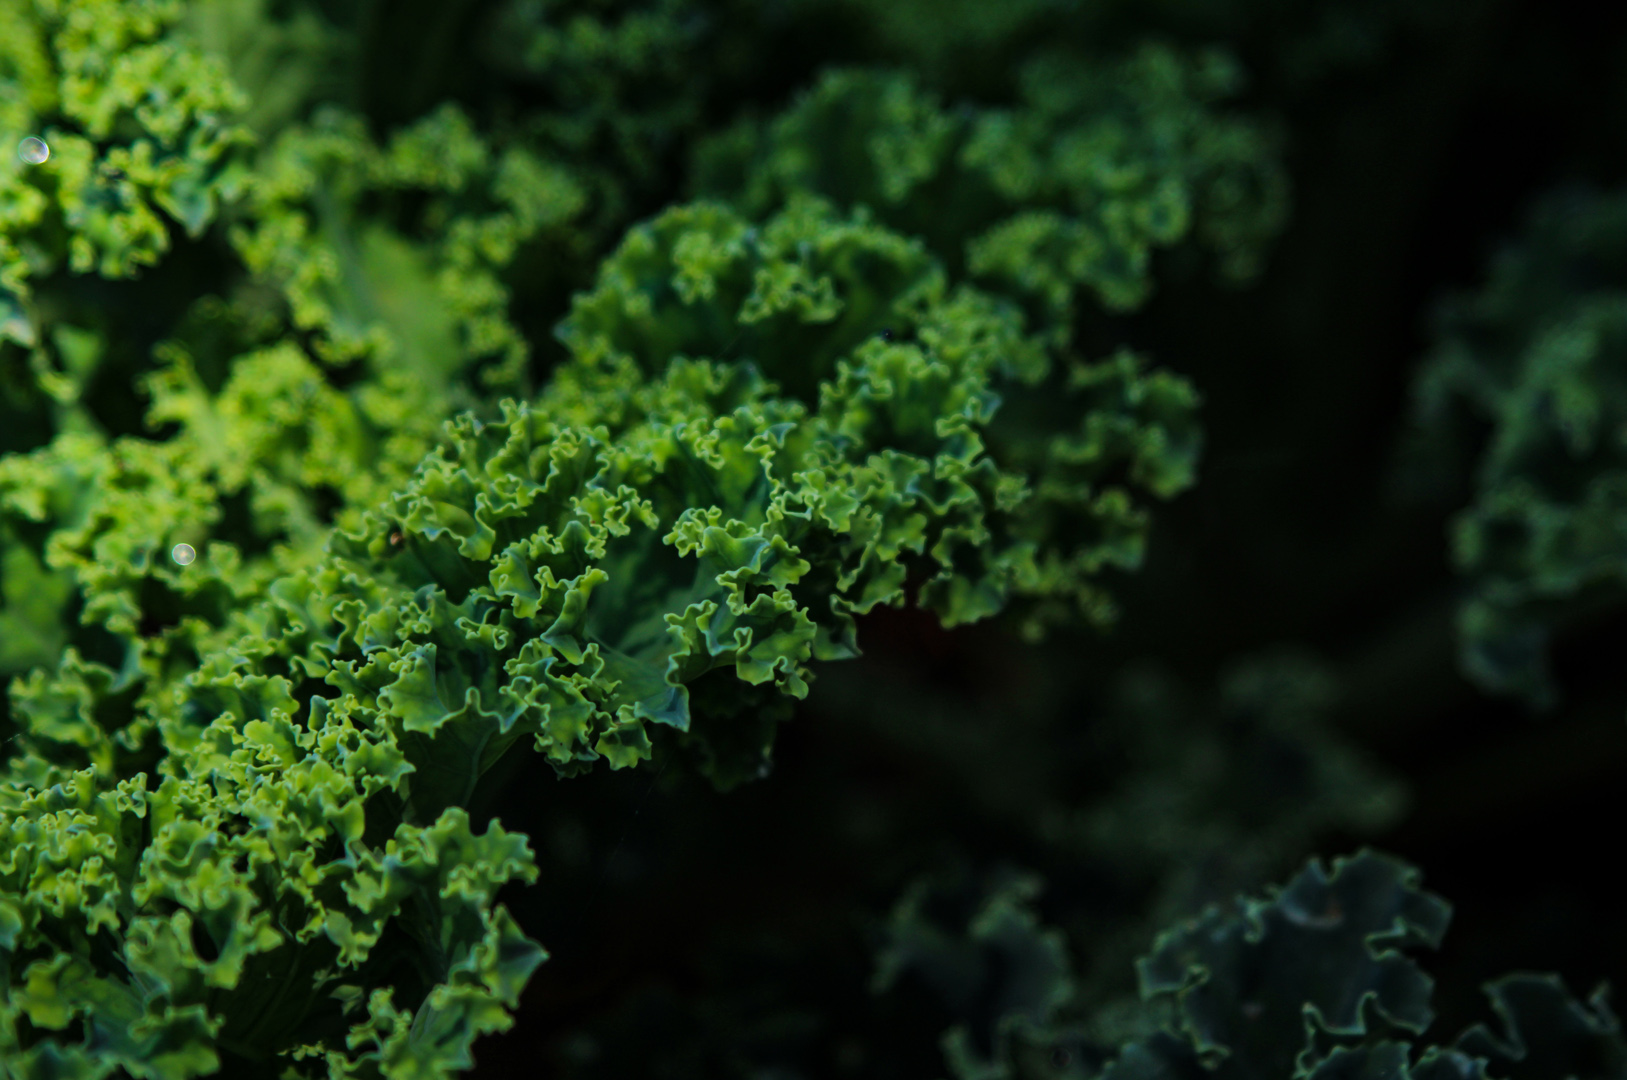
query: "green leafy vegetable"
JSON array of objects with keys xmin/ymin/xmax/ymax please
[{"xmin": 1410, "ymin": 187, "xmax": 1627, "ymax": 706}]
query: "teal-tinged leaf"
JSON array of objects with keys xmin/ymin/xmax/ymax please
[
  {"xmin": 1457, "ymin": 974, "xmax": 1627, "ymax": 1080},
  {"xmin": 1137, "ymin": 850, "xmax": 1450, "ymax": 1078}
]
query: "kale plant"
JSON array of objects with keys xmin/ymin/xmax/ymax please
[{"xmin": 1, "ymin": 0, "xmax": 1622, "ymax": 1077}]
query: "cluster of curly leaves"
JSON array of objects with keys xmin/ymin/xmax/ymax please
[
  {"xmin": 0, "ymin": 3, "xmax": 586, "ymax": 1075},
  {"xmin": 0, "ymin": 0, "xmax": 251, "ymax": 305},
  {"xmin": 691, "ymin": 44, "xmax": 1287, "ymax": 342},
  {"xmin": 0, "ymin": 1, "xmax": 1288, "ymax": 1077},
  {"xmin": 1, "ymin": 186, "xmax": 1208, "ymax": 1076},
  {"xmin": 0, "ymin": 0, "xmax": 588, "ymax": 682},
  {"xmin": 1410, "ymin": 187, "xmax": 1627, "ymax": 707},
  {"xmin": 877, "ymin": 851, "xmax": 1626, "ymax": 1080}
]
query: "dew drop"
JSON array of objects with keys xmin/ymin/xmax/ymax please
[
  {"xmin": 17, "ymin": 136, "xmax": 49, "ymax": 165},
  {"xmin": 171, "ymin": 543, "xmax": 196, "ymax": 566}
]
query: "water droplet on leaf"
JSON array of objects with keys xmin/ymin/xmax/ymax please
[
  {"xmin": 171, "ymin": 543, "xmax": 196, "ymax": 566},
  {"xmin": 17, "ymin": 137, "xmax": 49, "ymax": 165}
]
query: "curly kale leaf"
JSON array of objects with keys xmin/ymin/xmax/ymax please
[
  {"xmin": 1123, "ymin": 856, "xmax": 1624, "ymax": 1080},
  {"xmin": 1, "ymin": 42, "xmax": 588, "ymax": 787},
  {"xmin": 0, "ymin": 724, "xmax": 543, "ymax": 1078},
  {"xmin": 229, "ymin": 100, "xmax": 586, "ymax": 394},
  {"xmin": 556, "ymin": 196, "xmax": 1200, "ymax": 638},
  {"xmin": 881, "ymin": 851, "xmax": 1451, "ymax": 1080},
  {"xmin": 692, "ymin": 48, "xmax": 1287, "ymax": 341},
  {"xmin": 873, "ymin": 866, "xmax": 1079, "ymax": 1080},
  {"xmin": 0, "ymin": 0, "xmax": 254, "ymax": 307},
  {"xmin": 1130, "ymin": 850, "xmax": 1451, "ymax": 1080},
  {"xmin": 474, "ymin": 0, "xmax": 721, "ymax": 241},
  {"xmin": 1408, "ymin": 186, "xmax": 1627, "ymax": 706}
]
